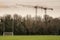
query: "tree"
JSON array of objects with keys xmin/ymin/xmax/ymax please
[
  {"xmin": 13, "ymin": 14, "xmax": 26, "ymax": 35},
  {"xmin": 4, "ymin": 15, "xmax": 13, "ymax": 32}
]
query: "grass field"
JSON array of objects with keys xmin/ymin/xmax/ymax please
[{"xmin": 0, "ymin": 35, "xmax": 60, "ymax": 40}]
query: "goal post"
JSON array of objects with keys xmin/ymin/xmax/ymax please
[
  {"xmin": 3, "ymin": 18, "xmax": 14, "ymax": 36},
  {"xmin": 3, "ymin": 32, "xmax": 13, "ymax": 36}
]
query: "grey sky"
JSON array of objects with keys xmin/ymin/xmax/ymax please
[{"xmin": 0, "ymin": 0, "xmax": 60, "ymax": 18}]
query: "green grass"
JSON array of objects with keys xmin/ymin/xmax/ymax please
[{"xmin": 0, "ymin": 35, "xmax": 60, "ymax": 40}]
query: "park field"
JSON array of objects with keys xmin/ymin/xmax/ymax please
[{"xmin": 0, "ymin": 35, "xmax": 60, "ymax": 40}]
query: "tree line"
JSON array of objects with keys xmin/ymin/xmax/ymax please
[{"xmin": 0, "ymin": 14, "xmax": 60, "ymax": 35}]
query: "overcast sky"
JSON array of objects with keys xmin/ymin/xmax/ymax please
[{"xmin": 0, "ymin": 0, "xmax": 60, "ymax": 18}]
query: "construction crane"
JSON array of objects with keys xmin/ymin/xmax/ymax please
[
  {"xmin": 42, "ymin": 7, "xmax": 53, "ymax": 27},
  {"xmin": 42, "ymin": 7, "xmax": 53, "ymax": 16},
  {"xmin": 16, "ymin": 4, "xmax": 43, "ymax": 20},
  {"xmin": 0, "ymin": 4, "xmax": 53, "ymax": 17},
  {"xmin": 16, "ymin": 4, "xmax": 53, "ymax": 23},
  {"xmin": 0, "ymin": 4, "xmax": 53, "ymax": 20},
  {"xmin": 16, "ymin": 4, "xmax": 54, "ymax": 27}
]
